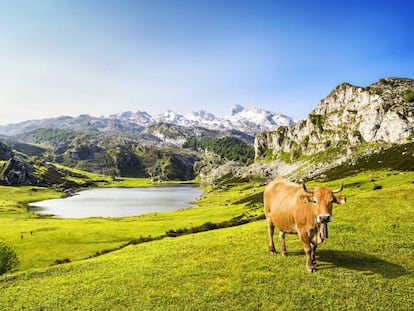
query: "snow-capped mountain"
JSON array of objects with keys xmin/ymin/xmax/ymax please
[
  {"xmin": 155, "ymin": 111, "xmax": 189, "ymax": 125},
  {"xmin": 109, "ymin": 110, "xmax": 154, "ymax": 126},
  {"xmin": 224, "ymin": 104, "xmax": 295, "ymax": 132},
  {"xmin": 154, "ymin": 105, "xmax": 295, "ymax": 133},
  {"xmin": 0, "ymin": 105, "xmax": 295, "ymax": 136},
  {"xmin": 101, "ymin": 105, "xmax": 294, "ymax": 135}
]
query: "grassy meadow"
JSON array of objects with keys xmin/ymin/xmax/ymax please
[
  {"xmin": 0, "ymin": 172, "xmax": 261, "ymax": 271},
  {"xmin": 0, "ymin": 170, "xmax": 413, "ymax": 310}
]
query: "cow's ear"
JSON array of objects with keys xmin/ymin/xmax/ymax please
[{"xmin": 334, "ymin": 195, "xmax": 346, "ymax": 205}]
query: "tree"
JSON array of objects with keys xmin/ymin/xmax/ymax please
[{"xmin": 0, "ymin": 241, "xmax": 19, "ymax": 275}]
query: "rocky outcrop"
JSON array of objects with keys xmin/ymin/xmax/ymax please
[
  {"xmin": 197, "ymin": 158, "xmax": 303, "ymax": 185},
  {"xmin": 255, "ymin": 78, "xmax": 414, "ymax": 160},
  {"xmin": 116, "ymin": 151, "xmax": 145, "ymax": 177},
  {"xmin": 0, "ymin": 158, "xmax": 35, "ymax": 185},
  {"xmin": 0, "ymin": 142, "xmax": 34, "ymax": 185},
  {"xmin": 148, "ymin": 152, "xmax": 200, "ymax": 181},
  {"xmin": 0, "ymin": 142, "xmax": 14, "ymax": 160}
]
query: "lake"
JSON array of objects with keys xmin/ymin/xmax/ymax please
[{"xmin": 28, "ymin": 185, "xmax": 204, "ymax": 218}]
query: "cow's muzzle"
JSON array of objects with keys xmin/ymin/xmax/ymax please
[{"xmin": 317, "ymin": 214, "xmax": 332, "ymax": 224}]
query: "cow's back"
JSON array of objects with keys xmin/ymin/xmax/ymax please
[{"xmin": 264, "ymin": 177, "xmax": 302, "ymax": 233}]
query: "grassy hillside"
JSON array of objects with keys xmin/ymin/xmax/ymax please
[{"xmin": 1, "ymin": 170, "xmax": 413, "ymax": 310}]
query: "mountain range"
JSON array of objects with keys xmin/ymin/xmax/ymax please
[
  {"xmin": 0, "ymin": 105, "xmax": 295, "ymax": 136},
  {"xmin": 1, "ymin": 77, "xmax": 413, "ymax": 186}
]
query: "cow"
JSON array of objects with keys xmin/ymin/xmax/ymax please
[{"xmin": 264, "ymin": 176, "xmax": 346, "ymax": 272}]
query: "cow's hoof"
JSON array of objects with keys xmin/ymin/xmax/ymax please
[
  {"xmin": 281, "ymin": 252, "xmax": 288, "ymax": 257},
  {"xmin": 268, "ymin": 246, "xmax": 276, "ymax": 254},
  {"xmin": 306, "ymin": 266, "xmax": 317, "ymax": 273}
]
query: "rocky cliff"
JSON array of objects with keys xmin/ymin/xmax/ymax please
[
  {"xmin": 0, "ymin": 158, "xmax": 36, "ymax": 185},
  {"xmin": 255, "ymin": 78, "xmax": 414, "ymax": 161},
  {"xmin": 0, "ymin": 142, "xmax": 14, "ymax": 160},
  {"xmin": 244, "ymin": 77, "xmax": 414, "ymax": 182}
]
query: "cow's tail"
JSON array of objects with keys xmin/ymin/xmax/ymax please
[{"xmin": 263, "ymin": 189, "xmax": 271, "ymax": 218}]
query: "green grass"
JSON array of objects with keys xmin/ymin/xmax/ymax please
[
  {"xmin": 0, "ymin": 186, "xmax": 62, "ymax": 219},
  {"xmin": 1, "ymin": 170, "xmax": 413, "ymax": 310},
  {"xmin": 0, "ymin": 176, "xmax": 261, "ymax": 271},
  {"xmin": 323, "ymin": 142, "xmax": 414, "ymax": 180}
]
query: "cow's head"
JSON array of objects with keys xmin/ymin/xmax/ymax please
[{"xmin": 302, "ymin": 182, "xmax": 346, "ymax": 223}]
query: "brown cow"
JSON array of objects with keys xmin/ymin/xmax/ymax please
[{"xmin": 264, "ymin": 176, "xmax": 346, "ymax": 272}]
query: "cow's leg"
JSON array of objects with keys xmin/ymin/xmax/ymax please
[
  {"xmin": 310, "ymin": 243, "xmax": 317, "ymax": 268},
  {"xmin": 266, "ymin": 218, "xmax": 276, "ymax": 253},
  {"xmin": 298, "ymin": 231, "xmax": 316, "ymax": 272},
  {"xmin": 279, "ymin": 231, "xmax": 288, "ymax": 256}
]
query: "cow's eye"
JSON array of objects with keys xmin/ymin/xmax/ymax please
[{"xmin": 312, "ymin": 198, "xmax": 318, "ymax": 204}]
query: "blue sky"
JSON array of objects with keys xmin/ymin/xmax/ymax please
[{"xmin": 0, "ymin": 0, "xmax": 413, "ymax": 125}]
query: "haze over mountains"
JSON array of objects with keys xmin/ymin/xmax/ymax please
[{"xmin": 0, "ymin": 105, "xmax": 295, "ymax": 136}]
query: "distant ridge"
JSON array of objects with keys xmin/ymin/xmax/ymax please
[{"xmin": 0, "ymin": 105, "xmax": 295, "ymax": 136}]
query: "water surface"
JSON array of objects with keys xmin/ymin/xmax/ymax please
[{"xmin": 29, "ymin": 185, "xmax": 203, "ymax": 218}]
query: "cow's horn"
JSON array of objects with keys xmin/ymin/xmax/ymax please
[
  {"xmin": 332, "ymin": 183, "xmax": 344, "ymax": 193},
  {"xmin": 302, "ymin": 182, "xmax": 314, "ymax": 194}
]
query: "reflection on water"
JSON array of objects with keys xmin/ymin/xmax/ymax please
[{"xmin": 29, "ymin": 185, "xmax": 203, "ymax": 218}]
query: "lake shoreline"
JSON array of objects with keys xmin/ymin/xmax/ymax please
[{"xmin": 28, "ymin": 184, "xmax": 204, "ymax": 219}]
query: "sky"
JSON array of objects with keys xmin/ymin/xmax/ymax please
[{"xmin": 0, "ymin": 0, "xmax": 413, "ymax": 125}]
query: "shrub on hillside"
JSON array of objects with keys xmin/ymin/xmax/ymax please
[
  {"xmin": 0, "ymin": 241, "xmax": 19, "ymax": 275},
  {"xmin": 404, "ymin": 89, "xmax": 414, "ymax": 102}
]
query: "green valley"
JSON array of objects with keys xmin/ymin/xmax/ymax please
[{"xmin": 0, "ymin": 170, "xmax": 413, "ymax": 310}]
